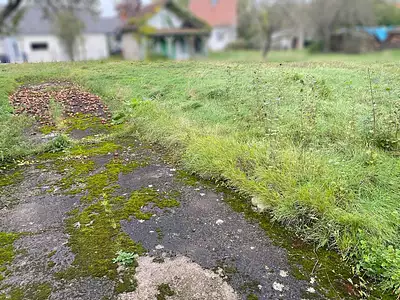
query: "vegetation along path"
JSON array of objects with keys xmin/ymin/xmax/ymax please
[
  {"xmin": 0, "ymin": 83, "xmax": 383, "ymax": 300},
  {"xmin": 1, "ymin": 60, "xmax": 400, "ymax": 299}
]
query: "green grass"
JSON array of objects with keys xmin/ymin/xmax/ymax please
[
  {"xmin": 209, "ymin": 49, "xmax": 400, "ymax": 63},
  {"xmin": 1, "ymin": 56, "xmax": 400, "ymax": 295}
]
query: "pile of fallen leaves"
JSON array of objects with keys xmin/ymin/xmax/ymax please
[{"xmin": 9, "ymin": 82, "xmax": 111, "ymax": 126}]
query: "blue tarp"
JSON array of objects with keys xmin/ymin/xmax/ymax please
[{"xmin": 363, "ymin": 26, "xmax": 394, "ymax": 42}]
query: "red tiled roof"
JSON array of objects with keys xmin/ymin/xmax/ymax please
[{"xmin": 189, "ymin": 0, "xmax": 237, "ymax": 27}]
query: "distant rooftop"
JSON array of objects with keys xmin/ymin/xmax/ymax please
[{"xmin": 14, "ymin": 6, "xmax": 120, "ymax": 35}]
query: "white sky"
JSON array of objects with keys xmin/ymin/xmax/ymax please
[{"xmin": 0, "ymin": 0, "xmax": 152, "ymax": 17}]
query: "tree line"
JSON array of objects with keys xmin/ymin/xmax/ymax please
[{"xmin": 237, "ymin": 0, "xmax": 400, "ymax": 57}]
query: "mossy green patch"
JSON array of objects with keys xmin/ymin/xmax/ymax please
[
  {"xmin": 63, "ymin": 113, "xmax": 111, "ymax": 134},
  {"xmin": 56, "ymin": 159, "xmax": 96, "ymax": 190},
  {"xmin": 156, "ymin": 283, "xmax": 175, "ymax": 300},
  {"xmin": 51, "ymin": 155, "xmax": 142, "ymax": 203},
  {"xmin": 69, "ymin": 141, "xmax": 121, "ymax": 157},
  {"xmin": 36, "ymin": 151, "xmax": 65, "ymax": 161},
  {"xmin": 47, "ymin": 250, "xmax": 56, "ymax": 258},
  {"xmin": 0, "ymin": 170, "xmax": 23, "ymax": 188},
  {"xmin": 247, "ymin": 294, "xmax": 258, "ymax": 300},
  {"xmin": 56, "ymin": 198, "xmax": 144, "ymax": 280},
  {"xmin": 39, "ymin": 125, "xmax": 57, "ymax": 135},
  {"xmin": 57, "ymin": 188, "xmax": 179, "ymax": 295},
  {"xmin": 117, "ymin": 189, "xmax": 180, "ymax": 221},
  {"xmin": 156, "ymin": 228, "xmax": 163, "ymax": 240},
  {"xmin": 176, "ymin": 170, "xmax": 200, "ymax": 187},
  {"xmin": 0, "ymin": 283, "xmax": 52, "ymax": 300},
  {"xmin": 0, "ymin": 232, "xmax": 20, "ymax": 280},
  {"xmin": 79, "ymin": 158, "xmax": 141, "ymax": 203},
  {"xmin": 114, "ymin": 267, "xmax": 138, "ymax": 294}
]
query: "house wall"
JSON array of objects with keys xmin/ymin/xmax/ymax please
[
  {"xmin": 175, "ymin": 38, "xmax": 190, "ymax": 60},
  {"xmin": 122, "ymin": 33, "xmax": 141, "ymax": 60},
  {"xmin": 17, "ymin": 34, "xmax": 109, "ymax": 63},
  {"xmin": 0, "ymin": 37, "xmax": 24, "ymax": 62},
  {"xmin": 76, "ymin": 34, "xmax": 110, "ymax": 61},
  {"xmin": 208, "ymin": 26, "xmax": 236, "ymax": 51},
  {"xmin": 148, "ymin": 9, "xmax": 183, "ymax": 29},
  {"xmin": 0, "ymin": 39, "xmax": 5, "ymax": 55}
]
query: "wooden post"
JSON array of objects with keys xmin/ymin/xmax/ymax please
[
  {"xmin": 188, "ymin": 36, "xmax": 195, "ymax": 58},
  {"xmin": 166, "ymin": 37, "xmax": 173, "ymax": 59},
  {"xmin": 202, "ymin": 36, "xmax": 208, "ymax": 56}
]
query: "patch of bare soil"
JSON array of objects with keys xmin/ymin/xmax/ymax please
[{"xmin": 9, "ymin": 82, "xmax": 111, "ymax": 126}]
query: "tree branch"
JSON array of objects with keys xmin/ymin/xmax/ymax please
[{"xmin": 0, "ymin": 0, "xmax": 23, "ymax": 30}]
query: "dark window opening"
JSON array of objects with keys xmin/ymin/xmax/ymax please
[
  {"xmin": 31, "ymin": 43, "xmax": 48, "ymax": 51},
  {"xmin": 216, "ymin": 31, "xmax": 225, "ymax": 41},
  {"xmin": 194, "ymin": 37, "xmax": 203, "ymax": 53}
]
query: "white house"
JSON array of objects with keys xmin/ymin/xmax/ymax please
[
  {"xmin": 189, "ymin": 0, "xmax": 238, "ymax": 51},
  {"xmin": 0, "ymin": 7, "xmax": 120, "ymax": 63}
]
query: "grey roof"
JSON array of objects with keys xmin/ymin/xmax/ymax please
[{"xmin": 16, "ymin": 6, "xmax": 120, "ymax": 35}]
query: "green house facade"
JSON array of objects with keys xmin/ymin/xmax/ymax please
[{"xmin": 121, "ymin": 0, "xmax": 210, "ymax": 61}]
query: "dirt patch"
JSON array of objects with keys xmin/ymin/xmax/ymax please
[
  {"xmin": 9, "ymin": 82, "xmax": 110, "ymax": 127},
  {"xmin": 119, "ymin": 256, "xmax": 238, "ymax": 300}
]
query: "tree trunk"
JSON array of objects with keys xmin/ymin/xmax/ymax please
[
  {"xmin": 323, "ymin": 29, "xmax": 331, "ymax": 53},
  {"xmin": 0, "ymin": 0, "xmax": 23, "ymax": 33},
  {"xmin": 297, "ymin": 28, "xmax": 305, "ymax": 50},
  {"xmin": 262, "ymin": 32, "xmax": 273, "ymax": 59}
]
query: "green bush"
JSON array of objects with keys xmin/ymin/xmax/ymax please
[
  {"xmin": 46, "ymin": 134, "xmax": 71, "ymax": 153},
  {"xmin": 307, "ymin": 41, "xmax": 324, "ymax": 53},
  {"xmin": 227, "ymin": 39, "xmax": 258, "ymax": 50},
  {"xmin": 147, "ymin": 53, "xmax": 168, "ymax": 61}
]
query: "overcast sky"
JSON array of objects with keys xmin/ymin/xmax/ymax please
[{"xmin": 0, "ymin": 0, "xmax": 152, "ymax": 17}]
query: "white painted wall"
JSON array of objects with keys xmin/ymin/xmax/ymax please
[
  {"xmin": 121, "ymin": 33, "xmax": 141, "ymax": 60},
  {"xmin": 0, "ymin": 37, "xmax": 24, "ymax": 62},
  {"xmin": 175, "ymin": 39, "xmax": 189, "ymax": 60},
  {"xmin": 76, "ymin": 34, "xmax": 110, "ymax": 61},
  {"xmin": 0, "ymin": 39, "xmax": 5, "ymax": 55},
  {"xmin": 148, "ymin": 8, "xmax": 183, "ymax": 29},
  {"xmin": 208, "ymin": 26, "xmax": 237, "ymax": 51},
  {"xmin": 16, "ymin": 34, "xmax": 110, "ymax": 63}
]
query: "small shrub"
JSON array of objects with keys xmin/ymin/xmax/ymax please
[
  {"xmin": 49, "ymin": 98, "xmax": 63, "ymax": 124},
  {"xmin": 307, "ymin": 41, "xmax": 323, "ymax": 53},
  {"xmin": 147, "ymin": 53, "xmax": 168, "ymax": 61},
  {"xmin": 46, "ymin": 134, "xmax": 71, "ymax": 153},
  {"xmin": 111, "ymin": 111, "xmax": 127, "ymax": 125},
  {"xmin": 227, "ymin": 39, "xmax": 254, "ymax": 50},
  {"xmin": 112, "ymin": 250, "xmax": 138, "ymax": 266}
]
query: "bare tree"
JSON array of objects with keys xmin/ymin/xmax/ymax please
[
  {"xmin": 278, "ymin": 0, "xmax": 311, "ymax": 50},
  {"xmin": 311, "ymin": 0, "xmax": 376, "ymax": 52},
  {"xmin": 0, "ymin": 0, "xmax": 99, "ymax": 34},
  {"xmin": 116, "ymin": 0, "xmax": 142, "ymax": 22},
  {"xmin": 237, "ymin": 0, "xmax": 261, "ymax": 48},
  {"xmin": 256, "ymin": 0, "xmax": 289, "ymax": 58},
  {"xmin": 54, "ymin": 11, "xmax": 85, "ymax": 61}
]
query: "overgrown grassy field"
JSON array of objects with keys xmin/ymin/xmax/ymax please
[
  {"xmin": 1, "ymin": 57, "xmax": 399, "ymax": 295},
  {"xmin": 209, "ymin": 49, "xmax": 400, "ymax": 63}
]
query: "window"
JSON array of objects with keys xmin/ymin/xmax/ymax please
[
  {"xmin": 31, "ymin": 43, "xmax": 48, "ymax": 51},
  {"xmin": 216, "ymin": 31, "xmax": 225, "ymax": 41}
]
